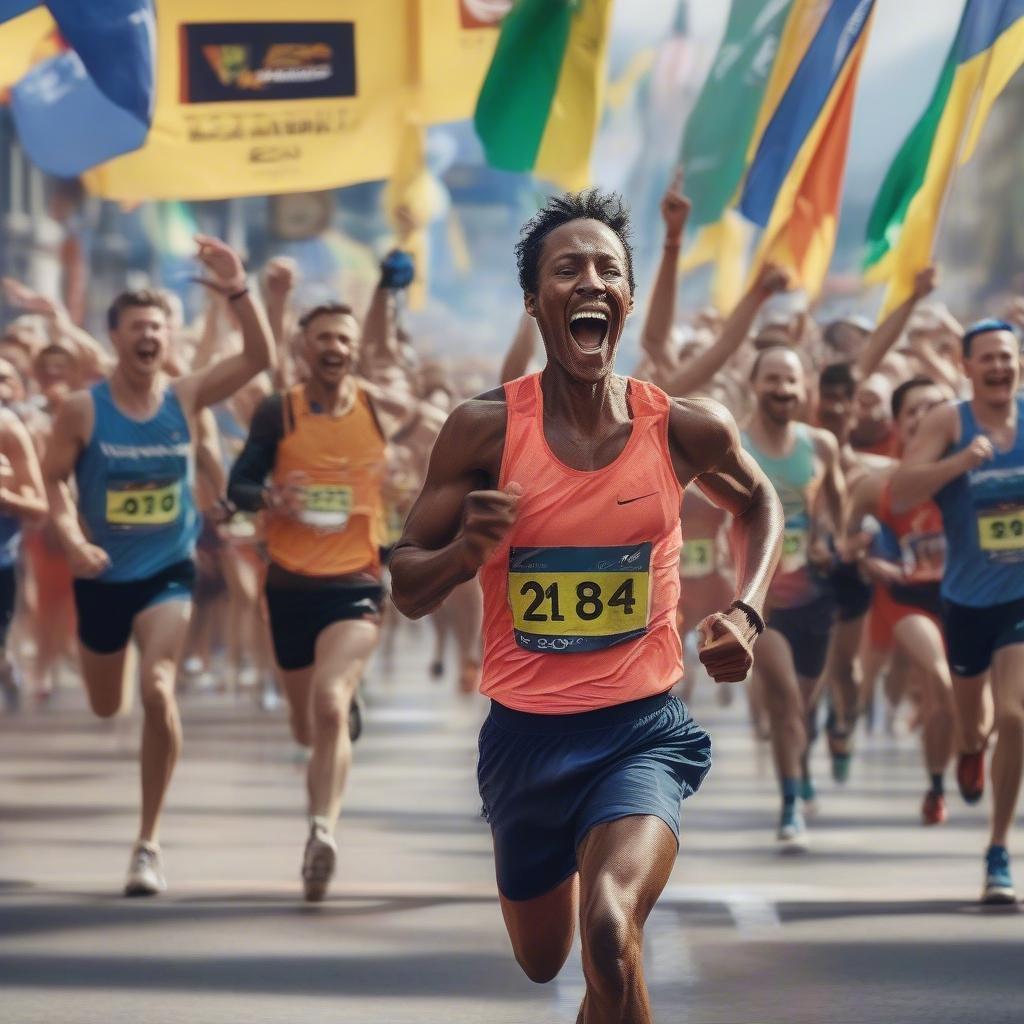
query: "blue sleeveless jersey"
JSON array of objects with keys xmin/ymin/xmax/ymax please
[
  {"xmin": 0, "ymin": 514, "xmax": 21, "ymax": 569},
  {"xmin": 75, "ymin": 380, "xmax": 199, "ymax": 582},
  {"xmin": 935, "ymin": 396, "xmax": 1024, "ymax": 606}
]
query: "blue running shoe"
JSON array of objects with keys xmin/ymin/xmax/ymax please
[
  {"xmin": 777, "ymin": 804, "xmax": 808, "ymax": 853},
  {"xmin": 983, "ymin": 846, "xmax": 1016, "ymax": 905}
]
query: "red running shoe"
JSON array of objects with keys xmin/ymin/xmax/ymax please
[
  {"xmin": 922, "ymin": 791, "xmax": 948, "ymax": 826},
  {"xmin": 957, "ymin": 748, "xmax": 985, "ymax": 805}
]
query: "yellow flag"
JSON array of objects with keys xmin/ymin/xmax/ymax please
[
  {"xmin": 84, "ymin": 1, "xmax": 413, "ymax": 201},
  {"xmin": 0, "ymin": 7, "xmax": 56, "ymax": 96},
  {"xmin": 412, "ymin": 0, "xmax": 502, "ymax": 124},
  {"xmin": 681, "ymin": 213, "xmax": 749, "ymax": 315}
]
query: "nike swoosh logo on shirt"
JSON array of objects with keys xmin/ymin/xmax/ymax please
[{"xmin": 616, "ymin": 493, "xmax": 657, "ymax": 505}]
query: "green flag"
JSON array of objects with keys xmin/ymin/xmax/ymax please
[
  {"xmin": 862, "ymin": 35, "xmax": 958, "ymax": 274},
  {"xmin": 680, "ymin": 0, "xmax": 793, "ymax": 228},
  {"xmin": 474, "ymin": 0, "xmax": 615, "ymax": 192}
]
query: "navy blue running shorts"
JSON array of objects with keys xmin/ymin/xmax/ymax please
[
  {"xmin": 477, "ymin": 692, "xmax": 712, "ymax": 902},
  {"xmin": 942, "ymin": 596, "xmax": 1024, "ymax": 678}
]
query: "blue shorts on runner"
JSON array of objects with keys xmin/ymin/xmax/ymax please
[{"xmin": 477, "ymin": 692, "xmax": 711, "ymax": 902}]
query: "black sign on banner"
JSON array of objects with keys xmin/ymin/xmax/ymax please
[{"xmin": 181, "ymin": 22, "xmax": 357, "ymax": 104}]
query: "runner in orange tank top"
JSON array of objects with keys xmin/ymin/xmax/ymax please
[
  {"xmin": 846, "ymin": 376, "xmax": 954, "ymax": 826},
  {"xmin": 391, "ymin": 188, "xmax": 784, "ymax": 1023},
  {"xmin": 228, "ymin": 285, "xmax": 419, "ymax": 902}
]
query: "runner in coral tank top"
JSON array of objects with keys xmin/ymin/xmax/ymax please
[{"xmin": 391, "ymin": 188, "xmax": 784, "ymax": 1022}]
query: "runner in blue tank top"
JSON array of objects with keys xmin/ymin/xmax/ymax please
[
  {"xmin": 893, "ymin": 319, "xmax": 1024, "ymax": 904},
  {"xmin": 0, "ymin": 406, "xmax": 48, "ymax": 711},
  {"xmin": 42, "ymin": 235, "xmax": 274, "ymax": 897},
  {"xmin": 741, "ymin": 347, "xmax": 845, "ymax": 853}
]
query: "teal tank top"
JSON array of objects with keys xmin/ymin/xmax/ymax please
[
  {"xmin": 742, "ymin": 423, "xmax": 822, "ymax": 608},
  {"xmin": 74, "ymin": 380, "xmax": 199, "ymax": 582}
]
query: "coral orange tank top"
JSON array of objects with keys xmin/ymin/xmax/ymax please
[
  {"xmin": 265, "ymin": 384, "xmax": 387, "ymax": 578},
  {"xmin": 479, "ymin": 373, "xmax": 684, "ymax": 713},
  {"xmin": 877, "ymin": 479, "xmax": 945, "ymax": 585}
]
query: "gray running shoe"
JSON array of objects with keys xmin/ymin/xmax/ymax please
[
  {"xmin": 124, "ymin": 841, "xmax": 166, "ymax": 897},
  {"xmin": 302, "ymin": 826, "xmax": 337, "ymax": 902}
]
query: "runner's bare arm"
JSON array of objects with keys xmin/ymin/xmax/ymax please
[
  {"xmin": 854, "ymin": 266, "xmax": 937, "ymax": 381},
  {"xmin": 177, "ymin": 236, "xmax": 275, "ymax": 414},
  {"xmin": 0, "ymin": 410, "xmax": 47, "ymax": 522},
  {"xmin": 813, "ymin": 427, "xmax": 846, "ymax": 538},
  {"xmin": 41, "ymin": 392, "xmax": 109, "ymax": 576},
  {"xmin": 390, "ymin": 398, "xmax": 507, "ymax": 619},
  {"xmin": 640, "ymin": 169, "xmax": 690, "ymax": 374},
  {"xmin": 891, "ymin": 401, "xmax": 979, "ymax": 507},
  {"xmin": 499, "ymin": 312, "xmax": 540, "ymax": 385},
  {"xmin": 664, "ymin": 263, "xmax": 790, "ymax": 397},
  {"xmin": 669, "ymin": 398, "xmax": 783, "ymax": 624}
]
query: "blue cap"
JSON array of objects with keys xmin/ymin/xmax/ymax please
[{"xmin": 962, "ymin": 318, "xmax": 1020, "ymax": 355}]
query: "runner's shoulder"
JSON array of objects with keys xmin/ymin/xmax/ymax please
[
  {"xmin": 431, "ymin": 390, "xmax": 507, "ymax": 470},
  {"xmin": 666, "ymin": 396, "xmax": 741, "ymax": 474}
]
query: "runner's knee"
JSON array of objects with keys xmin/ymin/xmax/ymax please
[
  {"xmin": 312, "ymin": 687, "xmax": 349, "ymax": 735},
  {"xmin": 140, "ymin": 674, "xmax": 177, "ymax": 720},
  {"xmin": 87, "ymin": 689, "xmax": 122, "ymax": 719},
  {"xmin": 581, "ymin": 897, "xmax": 639, "ymax": 997}
]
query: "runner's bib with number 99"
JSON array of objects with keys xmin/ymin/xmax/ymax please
[
  {"xmin": 977, "ymin": 505, "xmax": 1024, "ymax": 560},
  {"xmin": 106, "ymin": 479, "xmax": 181, "ymax": 528},
  {"xmin": 508, "ymin": 543, "xmax": 651, "ymax": 653}
]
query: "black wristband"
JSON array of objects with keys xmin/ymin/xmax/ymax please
[
  {"xmin": 729, "ymin": 599, "xmax": 765, "ymax": 637},
  {"xmin": 227, "ymin": 286, "xmax": 249, "ymax": 302}
]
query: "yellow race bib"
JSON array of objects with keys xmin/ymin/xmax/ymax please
[
  {"xmin": 680, "ymin": 538, "xmax": 715, "ymax": 579},
  {"xmin": 299, "ymin": 484, "xmax": 353, "ymax": 530},
  {"xmin": 977, "ymin": 507, "xmax": 1024, "ymax": 554},
  {"xmin": 106, "ymin": 480, "xmax": 181, "ymax": 527},
  {"xmin": 508, "ymin": 544, "xmax": 651, "ymax": 653},
  {"xmin": 780, "ymin": 527, "xmax": 808, "ymax": 574}
]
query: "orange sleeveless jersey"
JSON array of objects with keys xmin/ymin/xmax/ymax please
[
  {"xmin": 265, "ymin": 384, "xmax": 387, "ymax": 577},
  {"xmin": 479, "ymin": 373, "xmax": 684, "ymax": 713}
]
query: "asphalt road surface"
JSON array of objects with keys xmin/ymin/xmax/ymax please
[{"xmin": 2, "ymin": 624, "xmax": 1021, "ymax": 1024}]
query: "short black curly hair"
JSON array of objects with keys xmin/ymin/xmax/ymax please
[{"xmin": 514, "ymin": 189, "xmax": 635, "ymax": 295}]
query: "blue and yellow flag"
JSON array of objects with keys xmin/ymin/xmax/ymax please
[
  {"xmin": 6, "ymin": 0, "xmax": 155, "ymax": 176},
  {"xmin": 876, "ymin": 0, "xmax": 1024, "ymax": 316},
  {"xmin": 739, "ymin": 0, "xmax": 875, "ymax": 297}
]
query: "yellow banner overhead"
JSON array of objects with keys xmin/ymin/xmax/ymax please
[
  {"xmin": 83, "ymin": 1, "xmax": 415, "ymax": 201},
  {"xmin": 412, "ymin": 0, "xmax": 504, "ymax": 124},
  {"xmin": 0, "ymin": 7, "xmax": 56, "ymax": 97}
]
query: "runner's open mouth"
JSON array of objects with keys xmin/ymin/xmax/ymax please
[{"xmin": 568, "ymin": 310, "xmax": 610, "ymax": 353}]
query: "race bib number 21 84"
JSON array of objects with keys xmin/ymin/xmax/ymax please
[{"xmin": 507, "ymin": 543, "xmax": 651, "ymax": 653}]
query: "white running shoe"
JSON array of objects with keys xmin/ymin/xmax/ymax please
[
  {"xmin": 777, "ymin": 807, "xmax": 809, "ymax": 854},
  {"xmin": 302, "ymin": 826, "xmax": 337, "ymax": 902},
  {"xmin": 124, "ymin": 841, "xmax": 166, "ymax": 897}
]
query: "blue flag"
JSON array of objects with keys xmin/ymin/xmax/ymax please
[{"xmin": 7, "ymin": 0, "xmax": 155, "ymax": 176}]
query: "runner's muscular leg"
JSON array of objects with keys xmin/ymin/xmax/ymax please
[
  {"xmin": 498, "ymin": 873, "xmax": 578, "ymax": 984},
  {"xmin": 279, "ymin": 666, "xmax": 315, "ymax": 746},
  {"xmin": 307, "ymin": 618, "xmax": 379, "ymax": 829},
  {"xmin": 79, "ymin": 643, "xmax": 131, "ymax": 718},
  {"xmin": 951, "ymin": 669, "xmax": 992, "ymax": 755},
  {"xmin": 132, "ymin": 599, "xmax": 192, "ymax": 844},
  {"xmin": 988, "ymin": 644, "xmax": 1024, "ymax": 848},
  {"xmin": 893, "ymin": 615, "xmax": 954, "ymax": 774},
  {"xmin": 752, "ymin": 628, "xmax": 805, "ymax": 782},
  {"xmin": 575, "ymin": 815, "xmax": 678, "ymax": 1024}
]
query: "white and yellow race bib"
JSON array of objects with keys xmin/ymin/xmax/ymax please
[
  {"xmin": 508, "ymin": 544, "xmax": 651, "ymax": 653},
  {"xmin": 780, "ymin": 526, "xmax": 808, "ymax": 574},
  {"xmin": 298, "ymin": 483, "xmax": 353, "ymax": 531},
  {"xmin": 680, "ymin": 538, "xmax": 715, "ymax": 579},
  {"xmin": 106, "ymin": 480, "xmax": 181, "ymax": 528}
]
